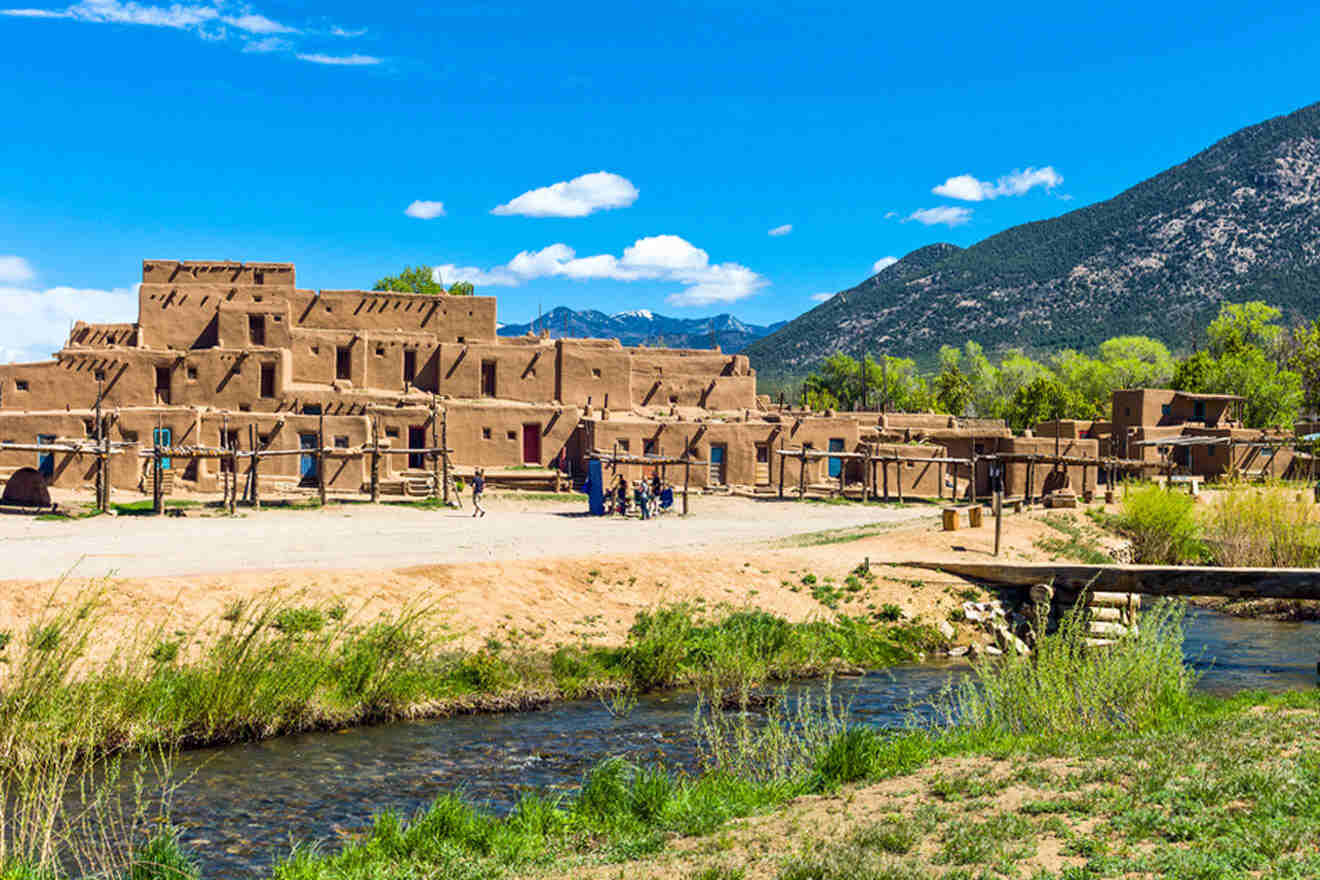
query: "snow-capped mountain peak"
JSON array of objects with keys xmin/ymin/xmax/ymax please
[{"xmin": 612, "ymin": 309, "xmax": 655, "ymax": 321}]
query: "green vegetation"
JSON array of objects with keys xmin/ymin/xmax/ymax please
[
  {"xmin": 372, "ymin": 264, "xmax": 473, "ymax": 296},
  {"xmin": 1113, "ymin": 481, "xmax": 1320, "ymax": 567},
  {"xmin": 0, "ymin": 596, "xmax": 937, "ymax": 766},
  {"xmin": 1033, "ymin": 513, "xmax": 1113, "ymax": 565},
  {"xmin": 111, "ymin": 499, "xmax": 202, "ymax": 516}
]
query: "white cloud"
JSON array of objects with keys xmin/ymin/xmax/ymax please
[
  {"xmin": 2, "ymin": 2, "xmax": 373, "ymax": 65},
  {"xmin": 0, "ymin": 281, "xmax": 139, "ymax": 364},
  {"xmin": 404, "ymin": 200, "xmax": 446, "ymax": 219},
  {"xmin": 223, "ymin": 11, "xmax": 293, "ymax": 33},
  {"xmin": 437, "ymin": 235, "xmax": 767, "ymax": 307},
  {"xmin": 810, "ymin": 292, "xmax": 834, "ymax": 303},
  {"xmin": 296, "ymin": 52, "xmax": 380, "ymax": 66},
  {"xmin": 872, "ymin": 256, "xmax": 898, "ymax": 275},
  {"xmin": 0, "ymin": 256, "xmax": 36, "ymax": 284},
  {"xmin": 907, "ymin": 206, "xmax": 973, "ymax": 227},
  {"xmin": 932, "ymin": 166, "xmax": 1063, "ymax": 202},
  {"xmin": 768, "ymin": 224, "xmax": 792, "ymax": 237},
  {"xmin": 492, "ymin": 171, "xmax": 639, "ymax": 218}
]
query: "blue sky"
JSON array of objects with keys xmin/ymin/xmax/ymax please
[{"xmin": 2, "ymin": 0, "xmax": 1320, "ymax": 361}]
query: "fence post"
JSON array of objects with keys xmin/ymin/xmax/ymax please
[
  {"xmin": 317, "ymin": 410, "xmax": 327, "ymax": 507},
  {"xmin": 370, "ymin": 414, "xmax": 381, "ymax": 503},
  {"xmin": 430, "ymin": 396, "xmax": 441, "ymax": 500},
  {"xmin": 152, "ymin": 445, "xmax": 163, "ymax": 516}
]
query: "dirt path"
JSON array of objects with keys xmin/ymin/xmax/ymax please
[
  {"xmin": 0, "ymin": 499, "xmax": 1113, "ymax": 653},
  {"xmin": 1, "ymin": 495, "xmax": 933, "ymax": 582}
]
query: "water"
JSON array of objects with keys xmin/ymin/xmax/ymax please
[{"xmin": 110, "ymin": 608, "xmax": 1320, "ymax": 877}]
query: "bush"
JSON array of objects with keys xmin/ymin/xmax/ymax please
[
  {"xmin": 1201, "ymin": 483, "xmax": 1320, "ymax": 567},
  {"xmin": 1116, "ymin": 485, "xmax": 1205, "ymax": 564},
  {"xmin": 272, "ymin": 607, "xmax": 325, "ymax": 636}
]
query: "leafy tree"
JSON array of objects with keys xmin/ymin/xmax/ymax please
[
  {"xmin": 1206, "ymin": 302, "xmax": 1284, "ymax": 358},
  {"xmin": 1289, "ymin": 320, "xmax": 1320, "ymax": 417},
  {"xmin": 932, "ymin": 346, "xmax": 973, "ymax": 416},
  {"xmin": 372, "ymin": 265, "xmax": 473, "ymax": 296},
  {"xmin": 803, "ymin": 352, "xmax": 930, "ymax": 411},
  {"xmin": 1002, "ymin": 375, "xmax": 1090, "ymax": 432},
  {"xmin": 1098, "ymin": 335, "xmax": 1174, "ymax": 389}
]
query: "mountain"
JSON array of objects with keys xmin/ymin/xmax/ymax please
[
  {"xmin": 498, "ymin": 307, "xmax": 786, "ymax": 353},
  {"xmin": 744, "ymin": 100, "xmax": 1320, "ymax": 380}
]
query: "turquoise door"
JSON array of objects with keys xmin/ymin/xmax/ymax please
[
  {"xmin": 153, "ymin": 428, "xmax": 172, "ymax": 469},
  {"xmin": 300, "ymin": 433, "xmax": 318, "ymax": 483},
  {"xmin": 37, "ymin": 434, "xmax": 55, "ymax": 479},
  {"xmin": 828, "ymin": 438, "xmax": 844, "ymax": 478}
]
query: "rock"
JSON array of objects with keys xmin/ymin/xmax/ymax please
[
  {"xmin": 948, "ymin": 645, "xmax": 970, "ymax": 657},
  {"xmin": 983, "ymin": 644, "xmax": 1003, "ymax": 656},
  {"xmin": 962, "ymin": 604, "xmax": 983, "ymax": 623},
  {"xmin": 938, "ymin": 620, "xmax": 956, "ymax": 641}
]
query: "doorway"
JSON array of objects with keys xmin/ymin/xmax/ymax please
[
  {"xmin": 335, "ymin": 346, "xmax": 352, "ymax": 381},
  {"xmin": 152, "ymin": 427, "xmax": 172, "ymax": 470},
  {"xmin": 403, "ymin": 349, "xmax": 417, "ymax": 386},
  {"xmin": 828, "ymin": 438, "xmax": 845, "ymax": 479},
  {"xmin": 408, "ymin": 426, "xmax": 427, "ymax": 469},
  {"xmin": 37, "ymin": 434, "xmax": 55, "ymax": 479},
  {"xmin": 755, "ymin": 443, "xmax": 770, "ymax": 485},
  {"xmin": 299, "ymin": 433, "xmax": 318, "ymax": 485},
  {"xmin": 522, "ymin": 423, "xmax": 542, "ymax": 464},
  {"xmin": 481, "ymin": 361, "xmax": 496, "ymax": 397},
  {"xmin": 260, "ymin": 363, "xmax": 276, "ymax": 398},
  {"xmin": 709, "ymin": 444, "xmax": 726, "ymax": 485},
  {"xmin": 154, "ymin": 366, "xmax": 171, "ymax": 405},
  {"xmin": 248, "ymin": 314, "xmax": 266, "ymax": 346}
]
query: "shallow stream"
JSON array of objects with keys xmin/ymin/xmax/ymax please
[{"xmin": 114, "ymin": 607, "xmax": 1319, "ymax": 877}]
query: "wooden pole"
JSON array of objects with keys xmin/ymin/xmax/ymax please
[
  {"xmin": 970, "ymin": 441, "xmax": 978, "ymax": 504},
  {"xmin": 227, "ymin": 433, "xmax": 237, "ymax": 516},
  {"xmin": 317, "ymin": 410, "xmax": 327, "ymax": 507},
  {"xmin": 682, "ymin": 433, "xmax": 691, "ymax": 515},
  {"xmin": 1026, "ymin": 458, "xmax": 1034, "ymax": 505},
  {"xmin": 951, "ymin": 458, "xmax": 958, "ymax": 502},
  {"xmin": 798, "ymin": 452, "xmax": 807, "ymax": 500},
  {"xmin": 882, "ymin": 458, "xmax": 889, "ymax": 501},
  {"xmin": 777, "ymin": 441, "xmax": 785, "ymax": 499},
  {"xmin": 152, "ymin": 445, "xmax": 163, "ymax": 516},
  {"xmin": 370, "ymin": 415, "xmax": 381, "ymax": 503},
  {"xmin": 251, "ymin": 424, "xmax": 261, "ymax": 510},
  {"xmin": 838, "ymin": 456, "xmax": 845, "ymax": 498},
  {"xmin": 993, "ymin": 489, "xmax": 1003, "ymax": 557},
  {"xmin": 937, "ymin": 461, "xmax": 944, "ymax": 501},
  {"xmin": 861, "ymin": 444, "xmax": 870, "ymax": 502},
  {"xmin": 432, "ymin": 395, "xmax": 443, "ymax": 498},
  {"xmin": 441, "ymin": 409, "xmax": 451, "ymax": 506}
]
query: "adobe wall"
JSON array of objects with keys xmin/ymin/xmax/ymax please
[
  {"xmin": 285, "ymin": 290, "xmax": 498, "ymax": 341},
  {"xmin": 434, "ymin": 341, "xmax": 558, "ymax": 403},
  {"xmin": 141, "ymin": 260, "xmax": 295, "ymax": 287},
  {"xmin": 556, "ymin": 341, "xmax": 633, "ymax": 409},
  {"xmin": 67, "ymin": 322, "xmax": 139, "ymax": 349},
  {"xmin": 996, "ymin": 436, "xmax": 1100, "ymax": 498},
  {"xmin": 870, "ymin": 443, "xmax": 946, "ymax": 496},
  {"xmin": 0, "ymin": 412, "xmax": 141, "ymax": 490}
]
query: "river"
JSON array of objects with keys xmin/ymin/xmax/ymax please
[{"xmin": 103, "ymin": 607, "xmax": 1320, "ymax": 877}]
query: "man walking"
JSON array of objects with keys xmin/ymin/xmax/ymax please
[{"xmin": 472, "ymin": 467, "xmax": 486, "ymax": 517}]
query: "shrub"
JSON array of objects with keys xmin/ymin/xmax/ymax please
[
  {"xmin": 1201, "ymin": 483, "xmax": 1320, "ymax": 567},
  {"xmin": 1116, "ymin": 485, "xmax": 1204, "ymax": 564},
  {"xmin": 272, "ymin": 607, "xmax": 325, "ymax": 636},
  {"xmin": 149, "ymin": 640, "xmax": 180, "ymax": 664},
  {"xmin": 619, "ymin": 606, "xmax": 695, "ymax": 690}
]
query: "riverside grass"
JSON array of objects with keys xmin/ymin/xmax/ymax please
[
  {"xmin": 1113, "ymin": 480, "xmax": 1320, "ymax": 566},
  {"xmin": 0, "ymin": 593, "xmax": 941, "ymax": 764}
]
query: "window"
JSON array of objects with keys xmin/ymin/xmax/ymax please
[
  {"xmin": 1125, "ymin": 407, "xmax": 1131, "ymax": 417},
  {"xmin": 617, "ymin": 439, "xmax": 630, "ymax": 452},
  {"xmin": 122, "ymin": 430, "xmax": 139, "ymax": 443},
  {"xmin": 643, "ymin": 438, "xmax": 657, "ymax": 455},
  {"xmin": 336, "ymin": 346, "xmax": 352, "ymax": 380},
  {"xmin": 253, "ymin": 270, "xmax": 265, "ymax": 285},
  {"xmin": 1193, "ymin": 401, "xmax": 1207, "ymax": 422},
  {"xmin": 154, "ymin": 366, "xmax": 171, "ymax": 405},
  {"xmin": 668, "ymin": 395, "xmax": 678, "ymax": 404},
  {"xmin": 302, "ymin": 404, "xmax": 322, "ymax": 415},
  {"xmin": 16, "ymin": 380, "xmax": 28, "ymax": 391},
  {"xmin": 507, "ymin": 430, "xmax": 517, "ymax": 440},
  {"xmin": 238, "ymin": 403, "xmax": 251, "ymax": 412},
  {"xmin": 84, "ymin": 419, "xmax": 95, "ymax": 437},
  {"xmin": 375, "ymin": 345, "xmax": 385, "ymax": 357},
  {"xmin": 258, "ymin": 433, "xmax": 272, "ymax": 446},
  {"xmin": 457, "ymin": 336, "xmax": 465, "ymax": 344},
  {"xmin": 385, "ymin": 427, "xmax": 400, "ymax": 438},
  {"xmin": 260, "ymin": 363, "xmax": 275, "ymax": 399},
  {"xmin": 1161, "ymin": 404, "xmax": 1171, "ymax": 417},
  {"xmin": 482, "ymin": 427, "xmax": 492, "ymax": 440},
  {"xmin": 249, "ymin": 314, "xmax": 266, "ymax": 346},
  {"xmin": 187, "ymin": 366, "xmax": 198, "ymax": 381},
  {"xmin": 592, "ymin": 368, "xmax": 602, "ymax": 378},
  {"xmin": 334, "ymin": 436, "xmax": 349, "ymax": 449},
  {"xmin": 481, "ymin": 361, "xmax": 496, "ymax": 397}
]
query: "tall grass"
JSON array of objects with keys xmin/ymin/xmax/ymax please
[
  {"xmin": 939, "ymin": 600, "xmax": 1196, "ymax": 736},
  {"xmin": 1201, "ymin": 482, "xmax": 1320, "ymax": 567}
]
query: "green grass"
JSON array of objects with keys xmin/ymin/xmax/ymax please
[
  {"xmin": 776, "ymin": 520, "xmax": 913, "ymax": 548},
  {"xmin": 1034, "ymin": 513, "xmax": 1114, "ymax": 565},
  {"xmin": 110, "ymin": 499, "xmax": 203, "ymax": 516}
]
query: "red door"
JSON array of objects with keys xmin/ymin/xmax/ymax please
[{"xmin": 522, "ymin": 424, "xmax": 541, "ymax": 464}]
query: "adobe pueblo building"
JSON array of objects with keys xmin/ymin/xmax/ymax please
[{"xmin": 0, "ymin": 259, "xmax": 1297, "ymax": 504}]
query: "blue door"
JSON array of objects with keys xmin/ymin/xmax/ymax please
[
  {"xmin": 709, "ymin": 444, "xmax": 726, "ymax": 485},
  {"xmin": 37, "ymin": 434, "xmax": 55, "ymax": 479},
  {"xmin": 300, "ymin": 433, "xmax": 318, "ymax": 483},
  {"xmin": 828, "ymin": 438, "xmax": 845, "ymax": 478},
  {"xmin": 152, "ymin": 428, "xmax": 172, "ymax": 469}
]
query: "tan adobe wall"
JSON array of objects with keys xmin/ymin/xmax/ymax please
[
  {"xmin": 627, "ymin": 351, "xmax": 757, "ymax": 410},
  {"xmin": 434, "ymin": 341, "xmax": 558, "ymax": 403},
  {"xmin": 883, "ymin": 413, "xmax": 956, "ymax": 431},
  {"xmin": 372, "ymin": 403, "xmax": 580, "ymax": 473},
  {"xmin": 557, "ymin": 341, "xmax": 633, "ymax": 409},
  {"xmin": 869, "ymin": 443, "xmax": 946, "ymax": 496},
  {"xmin": 142, "ymin": 260, "xmax": 295, "ymax": 287},
  {"xmin": 996, "ymin": 436, "xmax": 1100, "ymax": 498},
  {"xmin": 286, "ymin": 290, "xmax": 498, "ymax": 341},
  {"xmin": 0, "ymin": 412, "xmax": 141, "ymax": 490},
  {"xmin": 66, "ymin": 322, "xmax": 139, "ymax": 349},
  {"xmin": 217, "ymin": 302, "xmax": 293, "ymax": 350},
  {"xmin": 1112, "ymin": 389, "xmax": 1176, "ymax": 433}
]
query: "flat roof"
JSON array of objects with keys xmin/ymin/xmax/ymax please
[{"xmin": 1172, "ymin": 392, "xmax": 1245, "ymax": 402}]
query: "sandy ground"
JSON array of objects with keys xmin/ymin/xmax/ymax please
[{"xmin": 0, "ymin": 495, "xmax": 1116, "ymax": 653}]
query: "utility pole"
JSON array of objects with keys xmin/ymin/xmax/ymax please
[{"xmin": 880, "ymin": 352, "xmax": 888, "ymax": 414}]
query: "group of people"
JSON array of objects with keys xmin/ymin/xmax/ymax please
[{"xmin": 608, "ymin": 472, "xmax": 673, "ymax": 519}]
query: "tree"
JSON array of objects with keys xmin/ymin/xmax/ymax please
[
  {"xmin": 1002, "ymin": 375, "xmax": 1090, "ymax": 433},
  {"xmin": 1290, "ymin": 320, "xmax": 1320, "ymax": 417},
  {"xmin": 803, "ymin": 352, "xmax": 930, "ymax": 411},
  {"xmin": 1098, "ymin": 335, "xmax": 1174, "ymax": 389},
  {"xmin": 372, "ymin": 265, "xmax": 473, "ymax": 296},
  {"xmin": 932, "ymin": 346, "xmax": 973, "ymax": 416},
  {"xmin": 1206, "ymin": 301, "xmax": 1284, "ymax": 358}
]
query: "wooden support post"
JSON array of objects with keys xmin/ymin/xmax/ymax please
[
  {"xmin": 895, "ymin": 459, "xmax": 903, "ymax": 503},
  {"xmin": 993, "ymin": 489, "xmax": 1003, "ymax": 557},
  {"xmin": 227, "ymin": 437, "xmax": 237, "ymax": 517},
  {"xmin": 441, "ymin": 409, "xmax": 451, "ymax": 506},
  {"xmin": 370, "ymin": 415, "xmax": 381, "ymax": 503},
  {"xmin": 970, "ymin": 444, "xmax": 978, "ymax": 504},
  {"xmin": 152, "ymin": 446, "xmax": 163, "ymax": 516},
  {"xmin": 937, "ymin": 461, "xmax": 944, "ymax": 501},
  {"xmin": 1026, "ymin": 459, "xmax": 1034, "ymax": 505},
  {"xmin": 798, "ymin": 453, "xmax": 807, "ymax": 500},
  {"xmin": 882, "ymin": 458, "xmax": 889, "ymax": 501},
  {"xmin": 861, "ymin": 445, "xmax": 870, "ymax": 502},
  {"xmin": 682, "ymin": 434, "xmax": 691, "ymax": 515},
  {"xmin": 838, "ymin": 457, "xmax": 845, "ymax": 499},
  {"xmin": 430, "ymin": 396, "xmax": 441, "ymax": 500},
  {"xmin": 1081, "ymin": 464, "xmax": 1090, "ymax": 502},
  {"xmin": 99, "ymin": 417, "xmax": 110, "ymax": 513},
  {"xmin": 251, "ymin": 424, "xmax": 261, "ymax": 510},
  {"xmin": 951, "ymin": 460, "xmax": 958, "ymax": 502},
  {"xmin": 317, "ymin": 410, "xmax": 327, "ymax": 507},
  {"xmin": 777, "ymin": 442, "xmax": 786, "ymax": 499}
]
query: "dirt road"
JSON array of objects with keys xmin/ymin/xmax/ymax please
[{"xmin": 1, "ymin": 496, "xmax": 936, "ymax": 582}]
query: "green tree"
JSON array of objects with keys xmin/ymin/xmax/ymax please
[
  {"xmin": 373, "ymin": 266, "xmax": 473, "ymax": 296},
  {"xmin": 932, "ymin": 346, "xmax": 973, "ymax": 416},
  {"xmin": 1098, "ymin": 335, "xmax": 1174, "ymax": 389},
  {"xmin": 1289, "ymin": 320, "xmax": 1320, "ymax": 417},
  {"xmin": 1206, "ymin": 301, "xmax": 1285, "ymax": 358},
  {"xmin": 1002, "ymin": 375, "xmax": 1090, "ymax": 433}
]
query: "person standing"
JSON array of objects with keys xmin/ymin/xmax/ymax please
[{"xmin": 472, "ymin": 467, "xmax": 486, "ymax": 517}]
